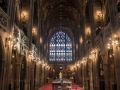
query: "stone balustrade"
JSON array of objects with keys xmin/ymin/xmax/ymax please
[{"xmin": 13, "ymin": 24, "xmax": 38, "ymax": 58}]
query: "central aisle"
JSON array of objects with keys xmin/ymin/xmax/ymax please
[{"xmin": 40, "ymin": 83, "xmax": 83, "ymax": 90}]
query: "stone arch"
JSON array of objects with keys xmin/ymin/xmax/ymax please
[{"xmin": 48, "ymin": 28, "xmax": 74, "ymax": 62}]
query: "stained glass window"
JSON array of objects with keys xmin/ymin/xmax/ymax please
[{"xmin": 49, "ymin": 31, "xmax": 72, "ymax": 61}]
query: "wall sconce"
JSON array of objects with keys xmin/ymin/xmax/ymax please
[
  {"xmin": 28, "ymin": 51, "xmax": 33, "ymax": 59},
  {"xmin": 21, "ymin": 12, "xmax": 27, "ymax": 23},
  {"xmin": 32, "ymin": 28, "xmax": 37, "ymax": 36},
  {"xmin": 97, "ymin": 12, "xmax": 102, "ymax": 20},
  {"xmin": 21, "ymin": 12, "xmax": 26, "ymax": 21},
  {"xmin": 5, "ymin": 35, "xmax": 15, "ymax": 47},
  {"xmin": 74, "ymin": 65, "xmax": 76, "ymax": 68},
  {"xmin": 107, "ymin": 35, "xmax": 120, "ymax": 49},
  {"xmin": 40, "ymin": 37, "xmax": 42, "ymax": 44},
  {"xmin": 89, "ymin": 51, "xmax": 96, "ymax": 59},
  {"xmin": 80, "ymin": 37, "xmax": 83, "ymax": 44},
  {"xmin": 5, "ymin": 37, "xmax": 11, "ymax": 47}
]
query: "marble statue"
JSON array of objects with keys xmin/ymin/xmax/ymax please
[{"xmin": 59, "ymin": 72, "xmax": 62, "ymax": 79}]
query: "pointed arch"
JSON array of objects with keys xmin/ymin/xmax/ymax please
[{"xmin": 49, "ymin": 30, "xmax": 72, "ymax": 62}]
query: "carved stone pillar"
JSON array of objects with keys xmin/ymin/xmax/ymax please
[
  {"xmin": 25, "ymin": 57, "xmax": 31, "ymax": 90},
  {"xmin": 102, "ymin": 53, "xmax": 110, "ymax": 90},
  {"xmin": 89, "ymin": 0, "xmax": 95, "ymax": 46},
  {"xmin": 113, "ymin": 45, "xmax": 120, "ymax": 90},
  {"xmin": 77, "ymin": 66, "xmax": 80, "ymax": 85},
  {"xmin": 108, "ymin": 0, "xmax": 117, "ymax": 32},
  {"xmin": 27, "ymin": 0, "xmax": 34, "ymax": 49},
  {"xmin": 41, "ymin": 65, "xmax": 45, "ymax": 86},
  {"xmin": 92, "ymin": 51, "xmax": 100, "ymax": 90},
  {"xmin": 88, "ymin": 60, "xmax": 93, "ymax": 90},
  {"xmin": 7, "ymin": 0, "xmax": 17, "ymax": 32},
  {"xmin": 14, "ymin": 54, "xmax": 23, "ymax": 90},
  {"xmin": 84, "ymin": 62, "xmax": 88, "ymax": 90},
  {"xmin": 30, "ymin": 63, "xmax": 35, "ymax": 90},
  {"xmin": 35, "ymin": 63, "xmax": 40, "ymax": 90},
  {"xmin": 81, "ymin": 64, "xmax": 85, "ymax": 89},
  {"xmin": 79, "ymin": 65, "xmax": 82, "ymax": 87},
  {"xmin": 1, "ymin": 44, "xmax": 13, "ymax": 90}
]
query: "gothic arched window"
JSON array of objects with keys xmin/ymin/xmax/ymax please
[{"xmin": 49, "ymin": 31, "xmax": 72, "ymax": 61}]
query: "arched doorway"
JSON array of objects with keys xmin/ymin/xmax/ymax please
[{"xmin": 20, "ymin": 56, "xmax": 26, "ymax": 90}]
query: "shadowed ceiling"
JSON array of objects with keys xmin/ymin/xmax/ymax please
[{"xmin": 40, "ymin": 0, "xmax": 82, "ymax": 36}]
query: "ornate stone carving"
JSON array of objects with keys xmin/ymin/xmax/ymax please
[
  {"xmin": 20, "ymin": 44, "xmax": 25, "ymax": 56},
  {"xmin": 104, "ymin": 23, "xmax": 112, "ymax": 39},
  {"xmin": 95, "ymin": 32, "xmax": 103, "ymax": 46},
  {"xmin": 13, "ymin": 25, "xmax": 19, "ymax": 38}
]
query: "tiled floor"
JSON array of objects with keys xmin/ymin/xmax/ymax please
[{"xmin": 40, "ymin": 83, "xmax": 83, "ymax": 90}]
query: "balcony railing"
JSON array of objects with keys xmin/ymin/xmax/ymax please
[
  {"xmin": 103, "ymin": 23, "xmax": 111, "ymax": 40},
  {"xmin": 95, "ymin": 30, "xmax": 103, "ymax": 46},
  {"xmin": 13, "ymin": 24, "xmax": 38, "ymax": 58},
  {"xmin": 14, "ymin": 24, "xmax": 29, "ymax": 48},
  {"xmin": 0, "ymin": 7, "xmax": 8, "ymax": 30},
  {"xmin": 116, "ymin": 12, "xmax": 120, "ymax": 30}
]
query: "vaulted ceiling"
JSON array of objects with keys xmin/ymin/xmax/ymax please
[{"xmin": 39, "ymin": 0, "xmax": 83, "ymax": 36}]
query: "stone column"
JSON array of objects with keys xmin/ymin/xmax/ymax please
[
  {"xmin": 39, "ymin": 64, "xmax": 42, "ymax": 87},
  {"xmin": 89, "ymin": 0, "xmax": 95, "ymax": 46},
  {"xmin": 81, "ymin": 64, "xmax": 85, "ymax": 89},
  {"xmin": 27, "ymin": 0, "xmax": 34, "ymax": 49},
  {"xmin": 14, "ymin": 54, "xmax": 23, "ymax": 90},
  {"xmin": 7, "ymin": 0, "xmax": 17, "ymax": 32},
  {"xmin": 77, "ymin": 66, "xmax": 80, "ymax": 85},
  {"xmin": 1, "ymin": 42, "xmax": 13, "ymax": 90},
  {"xmin": 108, "ymin": 1, "xmax": 118, "ymax": 89},
  {"xmin": 92, "ymin": 51, "xmax": 100, "ymax": 90},
  {"xmin": 101, "ymin": 52, "xmax": 110, "ymax": 90},
  {"xmin": 113, "ymin": 44, "xmax": 120, "ymax": 90},
  {"xmin": 84, "ymin": 62, "xmax": 88, "ymax": 90},
  {"xmin": 41, "ymin": 65, "xmax": 44, "ymax": 86},
  {"xmin": 88, "ymin": 60, "xmax": 93, "ymax": 90},
  {"xmin": 30, "ymin": 63, "xmax": 35, "ymax": 90},
  {"xmin": 35, "ymin": 62, "xmax": 40, "ymax": 90},
  {"xmin": 24, "ymin": 56, "xmax": 31, "ymax": 90},
  {"xmin": 79, "ymin": 65, "xmax": 82, "ymax": 87}
]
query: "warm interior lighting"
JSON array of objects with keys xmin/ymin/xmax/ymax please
[
  {"xmin": 85, "ymin": 27, "xmax": 91, "ymax": 36},
  {"xmin": 97, "ymin": 12, "xmax": 102, "ymax": 19},
  {"xmin": 76, "ymin": 44, "xmax": 78, "ymax": 50},
  {"xmin": 32, "ymin": 28, "xmax": 37, "ymax": 35},
  {"xmin": 40, "ymin": 37, "xmax": 42, "ymax": 44},
  {"xmin": 12, "ymin": 55, "xmax": 15, "ymax": 58},
  {"xmin": 80, "ymin": 37, "xmax": 83, "ymax": 44},
  {"xmin": 114, "ymin": 35, "xmax": 117, "ymax": 37},
  {"xmin": 21, "ymin": 11, "xmax": 28, "ymax": 21}
]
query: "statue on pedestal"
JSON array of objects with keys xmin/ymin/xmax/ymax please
[{"xmin": 59, "ymin": 72, "xmax": 62, "ymax": 79}]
